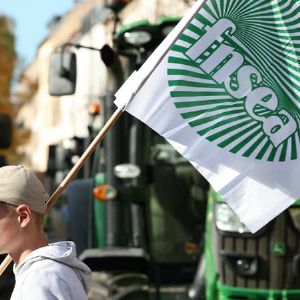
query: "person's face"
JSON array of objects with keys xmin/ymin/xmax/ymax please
[{"xmin": 0, "ymin": 203, "xmax": 19, "ymax": 254}]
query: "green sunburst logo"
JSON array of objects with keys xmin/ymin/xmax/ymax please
[{"xmin": 168, "ymin": 0, "xmax": 300, "ymax": 162}]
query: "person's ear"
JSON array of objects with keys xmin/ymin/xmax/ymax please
[{"xmin": 16, "ymin": 205, "xmax": 32, "ymax": 228}]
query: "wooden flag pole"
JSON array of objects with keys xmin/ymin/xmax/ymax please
[
  {"xmin": 0, "ymin": 106, "xmax": 124, "ymax": 277},
  {"xmin": 0, "ymin": 256, "xmax": 12, "ymax": 277}
]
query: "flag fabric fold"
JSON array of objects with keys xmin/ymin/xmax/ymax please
[{"xmin": 114, "ymin": 0, "xmax": 300, "ymax": 232}]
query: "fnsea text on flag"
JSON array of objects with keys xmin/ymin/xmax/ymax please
[{"xmin": 114, "ymin": 0, "xmax": 300, "ymax": 233}]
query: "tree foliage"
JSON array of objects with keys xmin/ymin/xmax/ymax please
[{"xmin": 0, "ymin": 16, "xmax": 16, "ymax": 104}]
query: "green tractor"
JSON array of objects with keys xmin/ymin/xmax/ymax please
[
  {"xmin": 48, "ymin": 4, "xmax": 300, "ymax": 300},
  {"xmin": 187, "ymin": 190, "xmax": 300, "ymax": 300},
  {"xmin": 48, "ymin": 13, "xmax": 209, "ymax": 300}
]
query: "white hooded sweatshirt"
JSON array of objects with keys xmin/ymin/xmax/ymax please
[{"xmin": 10, "ymin": 241, "xmax": 91, "ymax": 300}]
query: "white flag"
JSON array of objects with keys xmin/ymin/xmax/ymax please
[{"xmin": 114, "ymin": 0, "xmax": 300, "ymax": 232}]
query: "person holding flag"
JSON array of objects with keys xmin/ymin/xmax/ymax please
[{"xmin": 0, "ymin": 165, "xmax": 91, "ymax": 300}]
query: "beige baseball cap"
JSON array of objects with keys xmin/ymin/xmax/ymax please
[{"xmin": 0, "ymin": 165, "xmax": 49, "ymax": 214}]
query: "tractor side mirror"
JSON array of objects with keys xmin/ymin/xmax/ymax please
[
  {"xmin": 49, "ymin": 52, "xmax": 77, "ymax": 96},
  {"xmin": 0, "ymin": 114, "xmax": 12, "ymax": 148}
]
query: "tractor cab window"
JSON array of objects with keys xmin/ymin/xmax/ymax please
[{"xmin": 147, "ymin": 132, "xmax": 208, "ymax": 283}]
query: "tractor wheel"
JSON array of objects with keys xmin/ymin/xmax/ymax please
[{"xmin": 88, "ymin": 271, "xmax": 149, "ymax": 300}]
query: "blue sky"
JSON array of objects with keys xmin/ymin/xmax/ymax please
[{"xmin": 0, "ymin": 0, "xmax": 75, "ymax": 65}]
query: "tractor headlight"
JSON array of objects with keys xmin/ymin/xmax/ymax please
[
  {"xmin": 115, "ymin": 18, "xmax": 180, "ymax": 51},
  {"xmin": 114, "ymin": 164, "xmax": 141, "ymax": 179},
  {"xmin": 124, "ymin": 31, "xmax": 152, "ymax": 46},
  {"xmin": 215, "ymin": 203, "xmax": 250, "ymax": 234}
]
